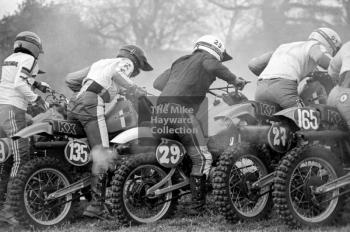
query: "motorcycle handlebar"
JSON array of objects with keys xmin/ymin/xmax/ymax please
[{"xmin": 208, "ymin": 79, "xmax": 250, "ymax": 96}]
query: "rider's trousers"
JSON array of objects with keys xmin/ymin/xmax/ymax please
[
  {"xmin": 154, "ymin": 103, "xmax": 212, "ymax": 176},
  {"xmin": 68, "ymin": 91, "xmax": 109, "ymax": 148},
  {"xmin": 0, "ymin": 105, "xmax": 29, "ymax": 177},
  {"xmin": 255, "ymin": 78, "xmax": 300, "ymax": 109}
]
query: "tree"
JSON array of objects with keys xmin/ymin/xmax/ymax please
[
  {"xmin": 75, "ymin": 0, "xmax": 207, "ymax": 51},
  {"xmin": 0, "ymin": 0, "xmax": 105, "ymax": 93}
]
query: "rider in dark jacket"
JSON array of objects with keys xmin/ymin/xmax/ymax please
[{"xmin": 154, "ymin": 35, "xmax": 246, "ymax": 215}]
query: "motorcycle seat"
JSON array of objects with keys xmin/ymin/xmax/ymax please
[{"xmin": 49, "ymin": 119, "xmax": 86, "ymax": 138}]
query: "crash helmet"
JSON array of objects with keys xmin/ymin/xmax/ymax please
[
  {"xmin": 14, "ymin": 31, "xmax": 43, "ymax": 58},
  {"xmin": 194, "ymin": 35, "xmax": 232, "ymax": 62},
  {"xmin": 117, "ymin": 45, "xmax": 153, "ymax": 77},
  {"xmin": 308, "ymin": 28, "xmax": 342, "ymax": 56}
]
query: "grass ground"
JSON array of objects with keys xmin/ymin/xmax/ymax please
[{"xmin": 1, "ymin": 196, "xmax": 349, "ymax": 232}]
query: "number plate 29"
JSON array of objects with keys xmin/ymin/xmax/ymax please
[
  {"xmin": 156, "ymin": 139, "xmax": 186, "ymax": 168},
  {"xmin": 64, "ymin": 139, "xmax": 91, "ymax": 166}
]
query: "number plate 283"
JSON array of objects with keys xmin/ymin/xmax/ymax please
[{"xmin": 156, "ymin": 139, "xmax": 186, "ymax": 168}]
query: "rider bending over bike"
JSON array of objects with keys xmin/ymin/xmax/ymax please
[
  {"xmin": 249, "ymin": 27, "xmax": 342, "ymax": 109},
  {"xmin": 153, "ymin": 35, "xmax": 246, "ymax": 215},
  {"xmin": 67, "ymin": 45, "xmax": 153, "ymax": 218}
]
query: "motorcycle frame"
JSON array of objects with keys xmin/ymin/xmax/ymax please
[
  {"xmin": 146, "ymin": 167, "xmax": 189, "ymax": 197},
  {"xmin": 295, "ymin": 130, "xmax": 350, "ymax": 195}
]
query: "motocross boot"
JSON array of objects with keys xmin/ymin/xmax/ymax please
[
  {"xmin": 0, "ymin": 178, "xmax": 19, "ymax": 226},
  {"xmin": 83, "ymin": 173, "xmax": 107, "ymax": 219},
  {"xmin": 188, "ymin": 174, "xmax": 207, "ymax": 216}
]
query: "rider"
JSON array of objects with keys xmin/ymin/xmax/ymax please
[
  {"xmin": 250, "ymin": 28, "xmax": 342, "ymax": 108},
  {"xmin": 67, "ymin": 45, "xmax": 153, "ymax": 218},
  {"xmin": 327, "ymin": 41, "xmax": 350, "ymax": 129},
  {"xmin": 0, "ymin": 31, "xmax": 49, "ymax": 224},
  {"xmin": 153, "ymin": 35, "xmax": 246, "ymax": 215}
]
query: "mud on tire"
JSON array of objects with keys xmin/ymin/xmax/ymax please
[
  {"xmin": 8, "ymin": 156, "xmax": 79, "ymax": 229},
  {"xmin": 213, "ymin": 143, "xmax": 272, "ymax": 223},
  {"xmin": 273, "ymin": 144, "xmax": 346, "ymax": 228},
  {"xmin": 110, "ymin": 152, "xmax": 178, "ymax": 225}
]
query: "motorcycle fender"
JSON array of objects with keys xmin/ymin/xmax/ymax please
[
  {"xmin": 274, "ymin": 106, "xmax": 320, "ymax": 130},
  {"xmin": 273, "ymin": 106, "xmax": 300, "ymax": 126},
  {"xmin": 110, "ymin": 127, "xmax": 154, "ymax": 144},
  {"xmin": 214, "ymin": 102, "xmax": 255, "ymax": 122},
  {"xmin": 12, "ymin": 122, "xmax": 53, "ymax": 140}
]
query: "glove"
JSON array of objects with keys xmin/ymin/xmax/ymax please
[
  {"xmin": 233, "ymin": 77, "xmax": 246, "ymax": 90},
  {"xmin": 34, "ymin": 96, "xmax": 49, "ymax": 111},
  {"xmin": 33, "ymin": 81, "xmax": 51, "ymax": 93}
]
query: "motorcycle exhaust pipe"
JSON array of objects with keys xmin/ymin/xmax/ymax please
[
  {"xmin": 238, "ymin": 125, "xmax": 271, "ymax": 144},
  {"xmin": 297, "ymin": 130, "xmax": 348, "ymax": 141},
  {"xmin": 34, "ymin": 141, "xmax": 68, "ymax": 148}
]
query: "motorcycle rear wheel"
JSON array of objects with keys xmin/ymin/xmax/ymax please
[
  {"xmin": 111, "ymin": 152, "xmax": 178, "ymax": 225},
  {"xmin": 213, "ymin": 143, "xmax": 272, "ymax": 222},
  {"xmin": 273, "ymin": 144, "xmax": 346, "ymax": 228},
  {"xmin": 8, "ymin": 156, "xmax": 79, "ymax": 229}
]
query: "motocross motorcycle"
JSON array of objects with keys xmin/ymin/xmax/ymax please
[
  {"xmin": 211, "ymin": 71, "xmax": 336, "ymax": 223},
  {"xmin": 273, "ymin": 95, "xmax": 350, "ymax": 227},
  {"xmin": 108, "ymin": 83, "xmax": 257, "ymax": 225},
  {"xmin": 0, "ymin": 88, "xmax": 67, "ymax": 208},
  {"xmin": 6, "ymin": 88, "xmax": 153, "ymax": 229}
]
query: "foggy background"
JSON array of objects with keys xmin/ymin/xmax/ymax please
[{"xmin": 0, "ymin": 0, "xmax": 349, "ymax": 134}]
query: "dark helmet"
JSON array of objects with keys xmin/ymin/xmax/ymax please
[{"xmin": 117, "ymin": 45, "xmax": 153, "ymax": 72}]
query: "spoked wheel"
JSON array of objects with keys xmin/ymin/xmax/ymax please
[
  {"xmin": 9, "ymin": 157, "xmax": 78, "ymax": 229},
  {"xmin": 213, "ymin": 143, "xmax": 272, "ymax": 222},
  {"xmin": 111, "ymin": 153, "xmax": 177, "ymax": 225},
  {"xmin": 274, "ymin": 144, "xmax": 346, "ymax": 228}
]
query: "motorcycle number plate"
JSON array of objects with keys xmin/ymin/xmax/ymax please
[
  {"xmin": 64, "ymin": 139, "xmax": 91, "ymax": 166},
  {"xmin": 294, "ymin": 108, "xmax": 320, "ymax": 130},
  {"xmin": 0, "ymin": 138, "xmax": 11, "ymax": 163},
  {"xmin": 156, "ymin": 139, "xmax": 185, "ymax": 168},
  {"xmin": 267, "ymin": 125, "xmax": 292, "ymax": 153}
]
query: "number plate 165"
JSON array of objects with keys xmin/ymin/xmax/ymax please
[
  {"xmin": 294, "ymin": 108, "xmax": 320, "ymax": 130},
  {"xmin": 156, "ymin": 139, "xmax": 186, "ymax": 168}
]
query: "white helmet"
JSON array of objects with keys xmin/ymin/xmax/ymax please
[
  {"xmin": 194, "ymin": 35, "xmax": 232, "ymax": 62},
  {"xmin": 308, "ymin": 28, "xmax": 342, "ymax": 56},
  {"xmin": 13, "ymin": 31, "xmax": 43, "ymax": 58}
]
